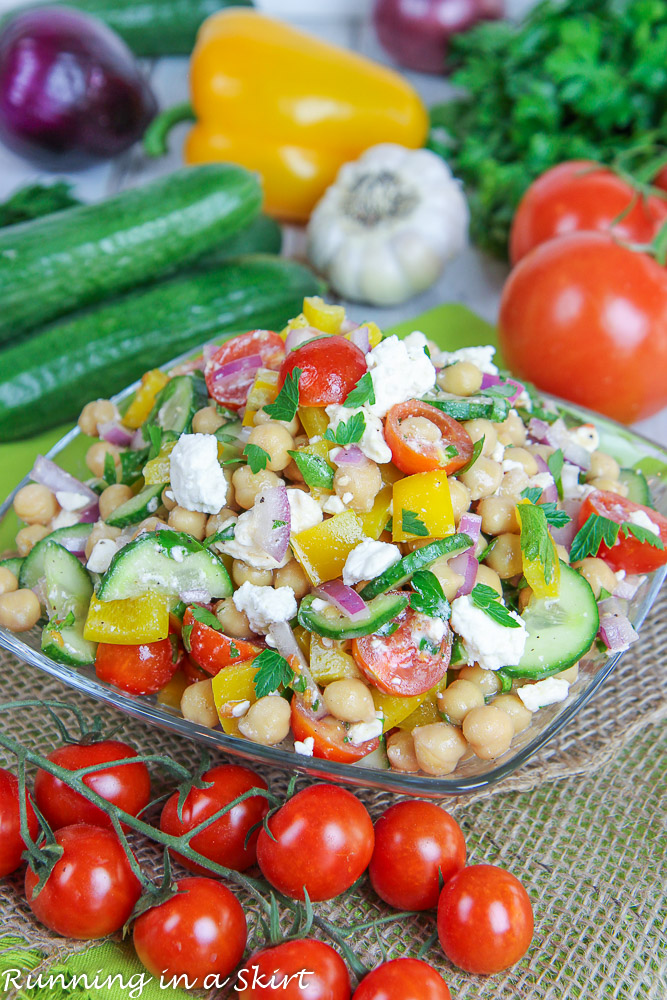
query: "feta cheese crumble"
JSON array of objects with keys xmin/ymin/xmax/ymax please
[
  {"xmin": 50, "ymin": 510, "xmax": 80, "ymax": 530},
  {"xmin": 321, "ymin": 494, "xmax": 347, "ymax": 515},
  {"xmin": 55, "ymin": 490, "xmax": 90, "ymax": 511},
  {"xmin": 568, "ymin": 424, "xmax": 599, "ymax": 453},
  {"xmin": 365, "ymin": 332, "xmax": 437, "ymax": 418},
  {"xmin": 169, "ymin": 433, "xmax": 228, "ymax": 514},
  {"xmin": 231, "ymin": 700, "xmax": 251, "ymax": 718},
  {"xmin": 86, "ymin": 537, "xmax": 118, "ymax": 574},
  {"xmin": 287, "ymin": 488, "xmax": 322, "ymax": 534},
  {"xmin": 450, "ymin": 594, "xmax": 527, "ymax": 671},
  {"xmin": 434, "ymin": 344, "xmax": 498, "ymax": 375},
  {"xmin": 627, "ymin": 509, "xmax": 661, "ymax": 536},
  {"xmin": 220, "ymin": 503, "xmax": 290, "ymax": 571},
  {"xmin": 325, "ymin": 403, "xmax": 391, "ymax": 464},
  {"xmin": 294, "ymin": 736, "xmax": 315, "ymax": 756},
  {"xmin": 517, "ymin": 677, "xmax": 570, "ymax": 712},
  {"xmin": 342, "ymin": 539, "xmax": 402, "ymax": 587},
  {"xmin": 232, "ymin": 581, "xmax": 297, "ymax": 634},
  {"xmin": 347, "ymin": 712, "xmax": 384, "ymax": 746}
]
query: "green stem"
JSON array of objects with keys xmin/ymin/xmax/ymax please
[{"xmin": 144, "ymin": 102, "xmax": 196, "ymax": 158}]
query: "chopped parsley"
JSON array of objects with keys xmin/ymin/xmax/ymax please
[
  {"xmin": 272, "ymin": 519, "xmax": 286, "ymax": 530},
  {"xmin": 324, "ymin": 411, "xmax": 366, "ymax": 446},
  {"xmin": 103, "ymin": 451, "xmax": 117, "ymax": 487},
  {"xmin": 569, "ymin": 513, "xmax": 623, "ymax": 563},
  {"xmin": 243, "ymin": 443, "xmax": 270, "ymax": 474},
  {"xmin": 203, "ymin": 522, "xmax": 236, "ymax": 547},
  {"xmin": 470, "ymin": 583, "xmax": 521, "ymax": 628},
  {"xmin": 47, "ymin": 611, "xmax": 75, "ymax": 632},
  {"xmin": 264, "ymin": 367, "xmax": 301, "ymax": 422},
  {"xmin": 547, "ymin": 449, "xmax": 564, "ymax": 498},
  {"xmin": 287, "ymin": 450, "xmax": 334, "ymax": 490},
  {"xmin": 457, "ymin": 436, "xmax": 484, "ymax": 474},
  {"xmin": 146, "ymin": 424, "xmax": 163, "ymax": 460},
  {"xmin": 401, "ymin": 508, "xmax": 429, "ymax": 537},
  {"xmin": 517, "ymin": 501, "xmax": 558, "ymax": 587},
  {"xmin": 622, "ymin": 522, "xmax": 664, "ymax": 548},
  {"xmin": 188, "ymin": 606, "xmax": 223, "ymax": 631},
  {"xmin": 519, "ymin": 488, "xmax": 572, "ymax": 529},
  {"xmin": 343, "ymin": 371, "xmax": 375, "ymax": 408},
  {"xmin": 253, "ymin": 648, "xmax": 295, "ymax": 699},
  {"xmin": 410, "ymin": 570, "xmax": 451, "ymax": 621}
]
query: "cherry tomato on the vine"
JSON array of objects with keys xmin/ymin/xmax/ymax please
[
  {"xmin": 279, "ymin": 337, "xmax": 367, "ymax": 406},
  {"xmin": 578, "ymin": 491, "xmax": 667, "ymax": 573},
  {"xmin": 384, "ymin": 401, "xmax": 473, "ymax": 476},
  {"xmin": 256, "ymin": 784, "xmax": 374, "ymax": 902},
  {"xmin": 237, "ymin": 939, "xmax": 351, "ymax": 999},
  {"xmin": 353, "ymin": 959, "xmax": 451, "ymax": 1000},
  {"xmin": 0, "ymin": 768, "xmax": 38, "ymax": 877},
  {"xmin": 95, "ymin": 638, "xmax": 177, "ymax": 695},
  {"xmin": 205, "ymin": 329, "xmax": 285, "ymax": 410},
  {"xmin": 291, "ymin": 696, "xmax": 379, "ymax": 764},
  {"xmin": 353, "ymin": 607, "xmax": 451, "ymax": 696}
]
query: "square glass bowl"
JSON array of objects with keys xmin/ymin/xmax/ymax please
[{"xmin": 0, "ymin": 355, "xmax": 665, "ymax": 796}]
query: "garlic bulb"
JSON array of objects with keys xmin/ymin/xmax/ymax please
[{"xmin": 307, "ymin": 144, "xmax": 469, "ymax": 307}]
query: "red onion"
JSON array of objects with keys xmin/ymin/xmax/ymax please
[
  {"xmin": 331, "ymin": 445, "xmax": 366, "ymax": 465},
  {"xmin": 450, "ymin": 550, "xmax": 478, "ymax": 597},
  {"xmin": 269, "ymin": 620, "xmax": 326, "ymax": 718},
  {"xmin": 597, "ymin": 596, "xmax": 627, "ymax": 618},
  {"xmin": 533, "ymin": 455, "xmax": 559, "ymax": 505},
  {"xmin": 527, "ymin": 417, "xmax": 550, "ymax": 443},
  {"xmin": 50, "ymin": 528, "xmax": 89, "ymax": 556},
  {"xmin": 543, "ymin": 419, "xmax": 592, "ymax": 471},
  {"xmin": 458, "ymin": 512, "xmax": 481, "ymax": 544},
  {"xmin": 179, "ymin": 589, "xmax": 211, "ymax": 604},
  {"xmin": 598, "ymin": 613, "xmax": 639, "ymax": 652},
  {"xmin": 480, "ymin": 372, "xmax": 524, "ymax": 405},
  {"xmin": 97, "ymin": 420, "xmax": 134, "ymax": 448},
  {"xmin": 549, "ymin": 498, "xmax": 582, "ymax": 549},
  {"xmin": 314, "ymin": 581, "xmax": 369, "ymax": 622},
  {"xmin": 207, "ymin": 353, "xmax": 263, "ymax": 392},
  {"xmin": 30, "ymin": 456, "xmax": 97, "ymax": 504},
  {"xmin": 613, "ymin": 575, "xmax": 645, "ymax": 600},
  {"xmin": 285, "ymin": 326, "xmax": 326, "ymax": 353},
  {"xmin": 131, "ymin": 428, "xmax": 147, "ymax": 450},
  {"xmin": 253, "ymin": 484, "xmax": 291, "ymax": 562},
  {"xmin": 348, "ymin": 326, "xmax": 371, "ymax": 354},
  {"xmin": 77, "ymin": 501, "xmax": 100, "ymax": 524}
]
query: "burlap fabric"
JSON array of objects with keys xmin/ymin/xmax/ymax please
[{"xmin": 0, "ymin": 586, "xmax": 665, "ymax": 999}]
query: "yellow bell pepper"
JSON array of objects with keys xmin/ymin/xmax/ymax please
[
  {"xmin": 303, "ymin": 297, "xmax": 345, "ymax": 334},
  {"xmin": 184, "ymin": 10, "xmax": 428, "ymax": 222},
  {"xmin": 84, "ymin": 593, "xmax": 170, "ymax": 644},
  {"xmin": 242, "ymin": 368, "xmax": 280, "ymax": 427},
  {"xmin": 291, "ymin": 510, "xmax": 366, "ymax": 585},
  {"xmin": 373, "ymin": 689, "xmax": 427, "ymax": 732},
  {"xmin": 397, "ymin": 677, "xmax": 449, "ymax": 730},
  {"xmin": 344, "ymin": 322, "xmax": 383, "ymax": 350},
  {"xmin": 310, "ymin": 635, "xmax": 361, "ymax": 685},
  {"xmin": 392, "ymin": 470, "xmax": 455, "ymax": 543},
  {"xmin": 298, "ymin": 407, "xmax": 330, "ymax": 440},
  {"xmin": 358, "ymin": 485, "xmax": 393, "ymax": 541},
  {"xmin": 122, "ymin": 370, "xmax": 169, "ymax": 429},
  {"xmin": 280, "ymin": 313, "xmax": 309, "ymax": 340},
  {"xmin": 211, "ymin": 660, "xmax": 259, "ymax": 736},
  {"xmin": 143, "ymin": 439, "xmax": 177, "ymax": 485},
  {"xmin": 157, "ymin": 671, "xmax": 191, "ymax": 710},
  {"xmin": 516, "ymin": 500, "xmax": 561, "ymax": 599}
]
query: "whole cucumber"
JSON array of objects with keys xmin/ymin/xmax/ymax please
[
  {"xmin": 0, "ymin": 255, "xmax": 322, "ymax": 441},
  {"xmin": 0, "ymin": 164, "xmax": 262, "ymax": 342}
]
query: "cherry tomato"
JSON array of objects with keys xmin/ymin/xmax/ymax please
[
  {"xmin": 133, "ymin": 876, "xmax": 246, "ymax": 988},
  {"xmin": 0, "ymin": 768, "xmax": 39, "ymax": 877},
  {"xmin": 291, "ymin": 696, "xmax": 379, "ymax": 764},
  {"xmin": 237, "ymin": 939, "xmax": 351, "ymax": 999},
  {"xmin": 34, "ymin": 739, "xmax": 150, "ymax": 831},
  {"xmin": 353, "ymin": 959, "xmax": 451, "ymax": 1000},
  {"xmin": 384, "ymin": 401, "xmax": 473, "ymax": 476},
  {"xmin": 160, "ymin": 764, "xmax": 269, "ymax": 874},
  {"xmin": 95, "ymin": 638, "xmax": 177, "ymax": 695},
  {"xmin": 654, "ymin": 164, "xmax": 667, "ymax": 193},
  {"xmin": 183, "ymin": 607, "xmax": 261, "ymax": 676},
  {"xmin": 256, "ymin": 784, "xmax": 374, "ymax": 902},
  {"xmin": 205, "ymin": 329, "xmax": 285, "ymax": 410},
  {"xmin": 578, "ymin": 491, "xmax": 667, "ymax": 573},
  {"xmin": 353, "ymin": 608, "xmax": 451, "ymax": 696},
  {"xmin": 279, "ymin": 337, "xmax": 367, "ymax": 406},
  {"xmin": 437, "ymin": 864, "xmax": 533, "ymax": 975},
  {"xmin": 510, "ymin": 160, "xmax": 667, "ymax": 265},
  {"xmin": 25, "ymin": 823, "xmax": 141, "ymax": 939},
  {"xmin": 499, "ymin": 232, "xmax": 667, "ymax": 424},
  {"xmin": 369, "ymin": 801, "xmax": 465, "ymax": 911}
]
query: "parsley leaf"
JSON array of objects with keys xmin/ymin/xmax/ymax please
[
  {"xmin": 243, "ymin": 443, "xmax": 270, "ymax": 474},
  {"xmin": 480, "ymin": 382, "xmax": 516, "ymax": 399},
  {"xmin": 401, "ymin": 508, "xmax": 429, "ymax": 537},
  {"xmin": 621, "ymin": 522, "xmax": 664, "ymax": 550},
  {"xmin": 444, "ymin": 444, "xmax": 459, "ymax": 460},
  {"xmin": 189, "ymin": 606, "xmax": 223, "ymax": 631},
  {"xmin": 264, "ymin": 367, "xmax": 301, "ymax": 422},
  {"xmin": 519, "ymin": 488, "xmax": 572, "ymax": 530},
  {"xmin": 521, "ymin": 486, "xmax": 543, "ymax": 505},
  {"xmin": 48, "ymin": 611, "xmax": 76, "ymax": 632},
  {"xmin": 410, "ymin": 570, "xmax": 451, "ymax": 621},
  {"xmin": 373, "ymin": 620, "xmax": 400, "ymax": 637},
  {"xmin": 273, "ymin": 519, "xmax": 286, "ymax": 530},
  {"xmin": 419, "ymin": 637, "xmax": 441, "ymax": 654},
  {"xmin": 344, "ymin": 371, "xmax": 375, "ymax": 408},
  {"xmin": 569, "ymin": 513, "xmax": 620, "ymax": 563},
  {"xmin": 547, "ymin": 449, "xmax": 564, "ymax": 499},
  {"xmin": 253, "ymin": 648, "xmax": 295, "ymax": 699},
  {"xmin": 119, "ymin": 447, "xmax": 150, "ymax": 486},
  {"xmin": 324, "ymin": 411, "xmax": 366, "ymax": 446},
  {"xmin": 203, "ymin": 521, "xmax": 236, "ymax": 548},
  {"xmin": 147, "ymin": 424, "xmax": 163, "ymax": 460},
  {"xmin": 103, "ymin": 452, "xmax": 117, "ymax": 487},
  {"xmin": 471, "ymin": 584, "xmax": 521, "ymax": 629},
  {"xmin": 457, "ymin": 436, "xmax": 484, "ymax": 474},
  {"xmin": 287, "ymin": 450, "xmax": 334, "ymax": 490},
  {"xmin": 517, "ymin": 502, "xmax": 558, "ymax": 587}
]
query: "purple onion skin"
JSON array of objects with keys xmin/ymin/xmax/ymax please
[
  {"xmin": 0, "ymin": 7, "xmax": 156, "ymax": 166},
  {"xmin": 373, "ymin": 0, "xmax": 505, "ymax": 75}
]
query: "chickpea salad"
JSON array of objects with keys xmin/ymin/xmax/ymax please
[{"xmin": 2, "ymin": 296, "xmax": 666, "ymax": 777}]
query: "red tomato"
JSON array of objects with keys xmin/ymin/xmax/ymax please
[
  {"xmin": 256, "ymin": 784, "xmax": 374, "ymax": 902},
  {"xmin": 369, "ymin": 801, "xmax": 466, "ymax": 911},
  {"xmin": 437, "ymin": 864, "xmax": 533, "ymax": 975},
  {"xmin": 353, "ymin": 608, "xmax": 451, "ymax": 696},
  {"xmin": 384, "ymin": 401, "xmax": 473, "ymax": 476},
  {"xmin": 291, "ymin": 697, "xmax": 379, "ymax": 763},
  {"xmin": 279, "ymin": 337, "xmax": 367, "ymax": 406},
  {"xmin": 654, "ymin": 164, "xmax": 667, "ymax": 193},
  {"xmin": 353, "ymin": 959, "xmax": 451, "ymax": 1000},
  {"xmin": 183, "ymin": 607, "xmax": 261, "ymax": 675},
  {"xmin": 133, "ymin": 877, "xmax": 246, "ymax": 988},
  {"xmin": 25, "ymin": 823, "xmax": 141, "ymax": 939},
  {"xmin": 34, "ymin": 740, "xmax": 150, "ymax": 831},
  {"xmin": 0, "ymin": 768, "xmax": 39, "ymax": 877},
  {"xmin": 237, "ymin": 939, "xmax": 351, "ymax": 999},
  {"xmin": 205, "ymin": 329, "xmax": 285, "ymax": 410},
  {"xmin": 578, "ymin": 491, "xmax": 667, "ymax": 573},
  {"xmin": 95, "ymin": 638, "xmax": 177, "ymax": 695},
  {"xmin": 160, "ymin": 764, "xmax": 268, "ymax": 874},
  {"xmin": 510, "ymin": 160, "xmax": 667, "ymax": 265},
  {"xmin": 499, "ymin": 232, "xmax": 667, "ymax": 424}
]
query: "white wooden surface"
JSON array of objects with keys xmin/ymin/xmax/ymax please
[{"xmin": 0, "ymin": 0, "xmax": 664, "ymax": 446}]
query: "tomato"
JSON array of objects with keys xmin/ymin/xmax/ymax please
[
  {"xmin": 183, "ymin": 607, "xmax": 261, "ymax": 675},
  {"xmin": 384, "ymin": 401, "xmax": 473, "ymax": 476},
  {"xmin": 133, "ymin": 877, "xmax": 246, "ymax": 989},
  {"xmin": 237, "ymin": 939, "xmax": 351, "ymax": 999},
  {"xmin": 352, "ymin": 959, "xmax": 451, "ymax": 1000},
  {"xmin": 353, "ymin": 608, "xmax": 451, "ymax": 696},
  {"xmin": 0, "ymin": 768, "xmax": 39, "ymax": 877},
  {"xmin": 95, "ymin": 638, "xmax": 177, "ymax": 695},
  {"xmin": 160, "ymin": 764, "xmax": 268, "ymax": 874},
  {"xmin": 279, "ymin": 337, "xmax": 367, "ymax": 406},
  {"xmin": 510, "ymin": 160, "xmax": 667, "ymax": 265},
  {"xmin": 578, "ymin": 491, "xmax": 667, "ymax": 573},
  {"xmin": 654, "ymin": 164, "xmax": 667, "ymax": 194},
  {"xmin": 369, "ymin": 801, "xmax": 465, "ymax": 911},
  {"xmin": 34, "ymin": 739, "xmax": 150, "ymax": 831},
  {"xmin": 205, "ymin": 329, "xmax": 285, "ymax": 410},
  {"xmin": 291, "ymin": 697, "xmax": 379, "ymax": 763},
  {"xmin": 437, "ymin": 864, "xmax": 533, "ymax": 975},
  {"xmin": 498, "ymin": 232, "xmax": 667, "ymax": 424},
  {"xmin": 256, "ymin": 784, "xmax": 374, "ymax": 902},
  {"xmin": 25, "ymin": 823, "xmax": 141, "ymax": 939}
]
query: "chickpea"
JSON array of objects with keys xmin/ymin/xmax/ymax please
[
  {"xmin": 180, "ymin": 679, "xmax": 218, "ymax": 729},
  {"xmin": 323, "ymin": 679, "xmax": 376, "ymax": 723},
  {"xmin": 132, "ymin": 517, "xmax": 166, "ymax": 539},
  {"xmin": 333, "ymin": 461, "xmax": 382, "ymax": 513},
  {"xmin": 283, "ymin": 458, "xmax": 304, "ymax": 484},
  {"xmin": 254, "ymin": 407, "xmax": 300, "ymax": 437},
  {"xmin": 526, "ymin": 444, "xmax": 554, "ymax": 462},
  {"xmin": 86, "ymin": 441, "xmax": 120, "ymax": 479},
  {"xmin": 495, "ymin": 410, "xmax": 526, "ymax": 446},
  {"xmin": 518, "ymin": 586, "xmax": 533, "ymax": 612},
  {"xmin": 463, "ymin": 418, "xmax": 497, "ymax": 457},
  {"xmin": 572, "ymin": 557, "xmax": 617, "ymax": 599},
  {"xmin": 412, "ymin": 723, "xmax": 468, "ymax": 776},
  {"xmin": 459, "ymin": 457, "xmax": 503, "ymax": 500},
  {"xmin": 99, "ymin": 484, "xmax": 133, "ymax": 521},
  {"xmin": 192, "ymin": 406, "xmax": 224, "ymax": 435},
  {"xmin": 477, "ymin": 496, "xmax": 520, "ymax": 535},
  {"xmin": 214, "ymin": 597, "xmax": 255, "ymax": 638},
  {"xmin": 400, "ymin": 415, "xmax": 442, "ymax": 444},
  {"xmin": 403, "ymin": 537, "xmax": 436, "ymax": 554},
  {"xmin": 502, "ymin": 447, "xmax": 538, "ymax": 477},
  {"xmin": 496, "ymin": 468, "xmax": 530, "ymax": 499},
  {"xmin": 458, "ymin": 664, "xmax": 501, "ymax": 697},
  {"xmin": 232, "ymin": 466, "xmax": 281, "ymax": 510},
  {"xmin": 0, "ymin": 589, "xmax": 41, "ymax": 632},
  {"xmin": 586, "ymin": 451, "xmax": 620, "ymax": 482},
  {"xmin": 13, "ymin": 484, "xmax": 59, "ymax": 526},
  {"xmin": 493, "ymin": 694, "xmax": 532, "ymax": 735},
  {"xmin": 557, "ymin": 662, "xmax": 579, "ymax": 684},
  {"xmin": 438, "ymin": 679, "xmax": 484, "ymax": 725},
  {"xmin": 205, "ymin": 509, "xmax": 237, "ymax": 537},
  {"xmin": 238, "ymin": 696, "xmax": 291, "ymax": 745},
  {"xmin": 162, "ymin": 487, "xmax": 178, "ymax": 512},
  {"xmin": 274, "ymin": 559, "xmax": 310, "ymax": 600},
  {"xmin": 84, "ymin": 522, "xmax": 121, "ymax": 560},
  {"xmin": 437, "ymin": 361, "xmax": 483, "ymax": 397},
  {"xmin": 78, "ymin": 399, "xmax": 117, "ymax": 437},
  {"xmin": 430, "ymin": 557, "xmax": 465, "ymax": 601},
  {"xmin": 247, "ymin": 421, "xmax": 295, "ymax": 472},
  {"xmin": 387, "ymin": 730, "xmax": 420, "ymax": 772},
  {"xmin": 484, "ymin": 532, "xmax": 523, "ymax": 579},
  {"xmin": 448, "ymin": 478, "xmax": 472, "ymax": 524},
  {"xmin": 556, "ymin": 544, "xmax": 570, "ymax": 564},
  {"xmin": 15, "ymin": 524, "xmax": 49, "ymax": 557},
  {"xmin": 168, "ymin": 506, "xmax": 207, "ymax": 541},
  {"xmin": 0, "ymin": 567, "xmax": 18, "ymax": 595},
  {"xmin": 462, "ymin": 705, "xmax": 513, "ymax": 760},
  {"xmin": 589, "ymin": 477, "xmax": 628, "ymax": 497},
  {"xmin": 232, "ymin": 559, "xmax": 273, "ymax": 588},
  {"xmin": 475, "ymin": 564, "xmax": 503, "ymax": 596}
]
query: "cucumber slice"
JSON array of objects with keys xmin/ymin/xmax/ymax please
[
  {"xmin": 97, "ymin": 528, "xmax": 232, "ymax": 602},
  {"xmin": 619, "ymin": 468, "xmax": 652, "ymax": 507},
  {"xmin": 105, "ymin": 484, "xmax": 164, "ymax": 527},
  {"xmin": 145, "ymin": 374, "xmax": 207, "ymax": 435},
  {"xmin": 43, "ymin": 543, "xmax": 93, "ymax": 618},
  {"xmin": 425, "ymin": 395, "xmax": 510, "ymax": 423},
  {"xmin": 359, "ymin": 533, "xmax": 473, "ymax": 600},
  {"xmin": 298, "ymin": 592, "xmax": 409, "ymax": 640},
  {"xmin": 19, "ymin": 523, "xmax": 93, "ymax": 589},
  {"xmin": 504, "ymin": 562, "xmax": 599, "ymax": 680},
  {"xmin": 0, "ymin": 557, "xmax": 23, "ymax": 578},
  {"xmin": 42, "ymin": 619, "xmax": 96, "ymax": 667}
]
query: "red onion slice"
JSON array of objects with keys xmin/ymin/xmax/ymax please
[
  {"xmin": 450, "ymin": 551, "xmax": 478, "ymax": 597},
  {"xmin": 613, "ymin": 575, "xmax": 645, "ymax": 600},
  {"xmin": 549, "ymin": 498, "xmax": 582, "ymax": 548},
  {"xmin": 131, "ymin": 428, "xmax": 147, "ymax": 450},
  {"xmin": 252, "ymin": 484, "xmax": 291, "ymax": 562},
  {"xmin": 541, "ymin": 419, "xmax": 592, "ymax": 470},
  {"xmin": 285, "ymin": 326, "xmax": 327, "ymax": 352},
  {"xmin": 598, "ymin": 612, "xmax": 639, "ymax": 652},
  {"xmin": 314, "ymin": 581, "xmax": 368, "ymax": 621},
  {"xmin": 348, "ymin": 325, "xmax": 371, "ymax": 354},
  {"xmin": 480, "ymin": 373, "xmax": 524, "ymax": 404},
  {"xmin": 97, "ymin": 420, "xmax": 134, "ymax": 448},
  {"xmin": 77, "ymin": 501, "xmax": 100, "ymax": 524},
  {"xmin": 527, "ymin": 417, "xmax": 551, "ymax": 443},
  {"xmin": 208, "ymin": 353, "xmax": 263, "ymax": 385},
  {"xmin": 269, "ymin": 620, "xmax": 326, "ymax": 718},
  {"xmin": 30, "ymin": 456, "xmax": 97, "ymax": 504},
  {"xmin": 331, "ymin": 445, "xmax": 366, "ymax": 465},
  {"xmin": 458, "ymin": 512, "xmax": 482, "ymax": 545}
]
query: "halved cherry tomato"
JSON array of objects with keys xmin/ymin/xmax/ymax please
[
  {"xmin": 384, "ymin": 401, "xmax": 473, "ymax": 475},
  {"xmin": 95, "ymin": 638, "xmax": 177, "ymax": 695},
  {"xmin": 183, "ymin": 607, "xmax": 261, "ymax": 676},
  {"xmin": 205, "ymin": 330, "xmax": 285, "ymax": 410},
  {"xmin": 291, "ymin": 696, "xmax": 379, "ymax": 763},
  {"xmin": 578, "ymin": 491, "xmax": 667, "ymax": 573},
  {"xmin": 279, "ymin": 337, "xmax": 367, "ymax": 406},
  {"xmin": 353, "ymin": 608, "xmax": 451, "ymax": 696}
]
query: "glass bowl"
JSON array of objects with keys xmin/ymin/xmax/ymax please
[{"xmin": 1, "ymin": 349, "xmax": 665, "ymax": 797}]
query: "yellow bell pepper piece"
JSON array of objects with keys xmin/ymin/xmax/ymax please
[
  {"xmin": 280, "ymin": 313, "xmax": 309, "ymax": 340},
  {"xmin": 122, "ymin": 370, "xmax": 170, "ymax": 429},
  {"xmin": 185, "ymin": 10, "xmax": 428, "ymax": 222},
  {"xmin": 373, "ymin": 689, "xmax": 427, "ymax": 732},
  {"xmin": 293, "ymin": 625, "xmax": 311, "ymax": 659},
  {"xmin": 516, "ymin": 500, "xmax": 561, "ymax": 599},
  {"xmin": 243, "ymin": 368, "xmax": 280, "ymax": 426},
  {"xmin": 84, "ymin": 593, "xmax": 170, "ymax": 644},
  {"xmin": 291, "ymin": 510, "xmax": 366, "ymax": 585},
  {"xmin": 303, "ymin": 297, "xmax": 345, "ymax": 334},
  {"xmin": 310, "ymin": 635, "xmax": 361, "ymax": 685},
  {"xmin": 358, "ymin": 485, "xmax": 393, "ymax": 541},
  {"xmin": 157, "ymin": 671, "xmax": 191, "ymax": 710},
  {"xmin": 143, "ymin": 439, "xmax": 177, "ymax": 485},
  {"xmin": 392, "ymin": 470, "xmax": 455, "ymax": 543},
  {"xmin": 397, "ymin": 677, "xmax": 449, "ymax": 730},
  {"xmin": 379, "ymin": 463, "xmax": 404, "ymax": 486},
  {"xmin": 299, "ymin": 406, "xmax": 330, "ymax": 440},
  {"xmin": 211, "ymin": 660, "xmax": 259, "ymax": 736}
]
